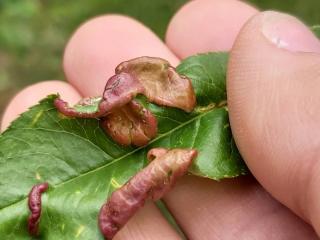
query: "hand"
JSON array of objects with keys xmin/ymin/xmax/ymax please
[{"xmin": 2, "ymin": 0, "xmax": 320, "ymax": 239}]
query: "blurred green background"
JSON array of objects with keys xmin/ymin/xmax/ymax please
[{"xmin": 0, "ymin": 0, "xmax": 319, "ymax": 118}]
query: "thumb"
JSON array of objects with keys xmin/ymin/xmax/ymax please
[{"xmin": 228, "ymin": 11, "xmax": 320, "ymax": 233}]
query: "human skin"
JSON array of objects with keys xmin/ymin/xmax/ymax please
[{"xmin": 1, "ymin": 0, "xmax": 320, "ymax": 239}]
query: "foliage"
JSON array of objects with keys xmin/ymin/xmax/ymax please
[{"xmin": 0, "ymin": 52, "xmax": 246, "ymax": 239}]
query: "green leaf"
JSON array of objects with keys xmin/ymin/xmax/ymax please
[
  {"xmin": 0, "ymin": 52, "xmax": 247, "ymax": 239},
  {"xmin": 311, "ymin": 25, "xmax": 320, "ymax": 39},
  {"xmin": 73, "ymin": 96, "xmax": 102, "ymax": 114},
  {"xmin": 177, "ymin": 52, "xmax": 228, "ymax": 106}
]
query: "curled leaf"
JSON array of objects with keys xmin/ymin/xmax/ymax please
[
  {"xmin": 99, "ymin": 73, "xmax": 145, "ymax": 113},
  {"xmin": 54, "ymin": 73, "xmax": 153, "ymax": 146},
  {"xmin": 54, "ymin": 57, "xmax": 197, "ymax": 146},
  {"xmin": 27, "ymin": 182, "xmax": 49, "ymax": 236},
  {"xmin": 98, "ymin": 148, "xmax": 197, "ymax": 239},
  {"xmin": 54, "ymin": 73, "xmax": 142, "ymax": 118},
  {"xmin": 101, "ymin": 101, "xmax": 157, "ymax": 146},
  {"xmin": 54, "ymin": 96, "xmax": 104, "ymax": 118},
  {"xmin": 55, "ymin": 56, "xmax": 197, "ymax": 118},
  {"xmin": 116, "ymin": 56, "xmax": 196, "ymax": 112}
]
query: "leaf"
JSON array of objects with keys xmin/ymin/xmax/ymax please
[
  {"xmin": 73, "ymin": 96, "xmax": 102, "ymax": 114},
  {"xmin": 0, "ymin": 52, "xmax": 247, "ymax": 239},
  {"xmin": 311, "ymin": 25, "xmax": 320, "ymax": 39},
  {"xmin": 177, "ymin": 52, "xmax": 228, "ymax": 106},
  {"xmin": 98, "ymin": 148, "xmax": 197, "ymax": 239}
]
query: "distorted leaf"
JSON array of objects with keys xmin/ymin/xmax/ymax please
[
  {"xmin": 27, "ymin": 182, "xmax": 48, "ymax": 236},
  {"xmin": 101, "ymin": 101, "xmax": 158, "ymax": 146},
  {"xmin": 0, "ymin": 52, "xmax": 247, "ymax": 239},
  {"xmin": 116, "ymin": 56, "xmax": 196, "ymax": 112},
  {"xmin": 98, "ymin": 148, "xmax": 196, "ymax": 239}
]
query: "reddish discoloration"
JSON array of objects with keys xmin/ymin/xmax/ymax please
[
  {"xmin": 101, "ymin": 101, "xmax": 157, "ymax": 147},
  {"xmin": 54, "ymin": 73, "xmax": 142, "ymax": 118},
  {"xmin": 147, "ymin": 148, "xmax": 168, "ymax": 161},
  {"xmin": 27, "ymin": 182, "xmax": 49, "ymax": 236},
  {"xmin": 54, "ymin": 57, "xmax": 197, "ymax": 146},
  {"xmin": 98, "ymin": 148, "xmax": 197, "ymax": 239},
  {"xmin": 54, "ymin": 97, "xmax": 105, "ymax": 118},
  {"xmin": 99, "ymin": 73, "xmax": 145, "ymax": 112},
  {"xmin": 116, "ymin": 56, "xmax": 196, "ymax": 112},
  {"xmin": 54, "ymin": 73, "xmax": 155, "ymax": 146}
]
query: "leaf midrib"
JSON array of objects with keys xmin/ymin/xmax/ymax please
[{"xmin": 0, "ymin": 104, "xmax": 224, "ymax": 213}]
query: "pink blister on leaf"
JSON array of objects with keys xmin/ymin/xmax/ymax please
[
  {"xmin": 27, "ymin": 182, "xmax": 49, "ymax": 236},
  {"xmin": 98, "ymin": 148, "xmax": 197, "ymax": 239},
  {"xmin": 54, "ymin": 57, "xmax": 196, "ymax": 146},
  {"xmin": 116, "ymin": 57, "xmax": 196, "ymax": 112}
]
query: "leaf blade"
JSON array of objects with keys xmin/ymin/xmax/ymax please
[{"xmin": 0, "ymin": 52, "xmax": 247, "ymax": 239}]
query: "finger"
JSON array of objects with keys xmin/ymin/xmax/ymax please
[
  {"xmin": 1, "ymin": 81, "xmax": 181, "ymax": 239},
  {"xmin": 63, "ymin": 15, "xmax": 179, "ymax": 96},
  {"xmin": 115, "ymin": 202, "xmax": 180, "ymax": 240},
  {"xmin": 165, "ymin": 0, "xmax": 258, "ymax": 58},
  {"xmin": 163, "ymin": 0, "xmax": 317, "ymax": 238},
  {"xmin": 227, "ymin": 11, "xmax": 320, "ymax": 233},
  {"xmin": 0, "ymin": 81, "xmax": 81, "ymax": 131},
  {"xmin": 165, "ymin": 176, "xmax": 317, "ymax": 240}
]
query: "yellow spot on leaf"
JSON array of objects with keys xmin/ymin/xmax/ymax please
[
  {"xmin": 217, "ymin": 100, "xmax": 227, "ymax": 107},
  {"xmin": 75, "ymin": 225, "xmax": 85, "ymax": 238},
  {"xmin": 30, "ymin": 111, "xmax": 43, "ymax": 127},
  {"xmin": 61, "ymin": 223, "xmax": 65, "ymax": 231},
  {"xmin": 58, "ymin": 112, "xmax": 74, "ymax": 119},
  {"xmin": 194, "ymin": 103, "xmax": 216, "ymax": 113},
  {"xmin": 35, "ymin": 172, "xmax": 41, "ymax": 180},
  {"xmin": 75, "ymin": 190, "xmax": 81, "ymax": 194},
  {"xmin": 111, "ymin": 178, "xmax": 122, "ymax": 189}
]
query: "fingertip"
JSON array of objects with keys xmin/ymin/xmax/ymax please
[
  {"xmin": 164, "ymin": 175, "xmax": 318, "ymax": 239},
  {"xmin": 227, "ymin": 10, "xmax": 320, "ymax": 225},
  {"xmin": 63, "ymin": 14, "xmax": 179, "ymax": 96},
  {"xmin": 1, "ymin": 81, "xmax": 81, "ymax": 131},
  {"xmin": 166, "ymin": 0, "xmax": 258, "ymax": 58}
]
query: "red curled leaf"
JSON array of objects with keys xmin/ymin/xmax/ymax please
[
  {"xmin": 54, "ymin": 57, "xmax": 197, "ymax": 146},
  {"xmin": 54, "ymin": 73, "xmax": 155, "ymax": 146},
  {"xmin": 100, "ymin": 101, "xmax": 157, "ymax": 147},
  {"xmin": 54, "ymin": 73, "xmax": 143, "ymax": 118},
  {"xmin": 27, "ymin": 182, "xmax": 49, "ymax": 236},
  {"xmin": 55, "ymin": 57, "xmax": 196, "ymax": 118},
  {"xmin": 54, "ymin": 96, "xmax": 104, "ymax": 118},
  {"xmin": 116, "ymin": 56, "xmax": 196, "ymax": 112},
  {"xmin": 98, "ymin": 148, "xmax": 197, "ymax": 239},
  {"xmin": 100, "ymin": 73, "xmax": 145, "ymax": 112}
]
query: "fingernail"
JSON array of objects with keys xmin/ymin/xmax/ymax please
[{"xmin": 261, "ymin": 11, "xmax": 320, "ymax": 53}]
